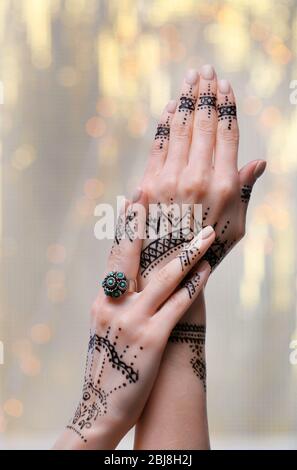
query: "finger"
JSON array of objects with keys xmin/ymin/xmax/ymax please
[
  {"xmin": 188, "ymin": 64, "xmax": 217, "ymax": 170},
  {"xmin": 239, "ymin": 159, "xmax": 266, "ymax": 218},
  {"xmin": 107, "ymin": 188, "xmax": 147, "ymax": 282},
  {"xmin": 214, "ymin": 80, "xmax": 239, "ymax": 172},
  {"xmin": 164, "ymin": 69, "xmax": 199, "ymax": 171},
  {"xmin": 153, "ymin": 260, "xmax": 211, "ymax": 333},
  {"xmin": 142, "ymin": 100, "xmax": 176, "ymax": 182},
  {"xmin": 140, "ymin": 225, "xmax": 215, "ymax": 312}
]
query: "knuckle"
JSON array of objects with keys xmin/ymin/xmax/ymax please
[
  {"xmin": 217, "ymin": 180, "xmax": 236, "ymax": 200},
  {"xmin": 155, "ymin": 266, "xmax": 174, "ymax": 284},
  {"xmin": 166, "ymin": 292, "xmax": 185, "ymax": 311},
  {"xmin": 179, "ymin": 175, "xmax": 208, "ymax": 199},
  {"xmin": 158, "ymin": 175, "xmax": 177, "ymax": 199},
  {"xmin": 218, "ymin": 125, "xmax": 239, "ymax": 145},
  {"xmin": 171, "ymin": 120, "xmax": 192, "ymax": 139},
  {"xmin": 91, "ymin": 299, "xmax": 110, "ymax": 327},
  {"xmin": 196, "ymin": 118, "xmax": 216, "ymax": 136}
]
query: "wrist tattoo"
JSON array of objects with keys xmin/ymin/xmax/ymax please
[
  {"xmin": 169, "ymin": 323, "xmax": 206, "ymax": 391},
  {"xmin": 67, "ymin": 327, "xmax": 141, "ymax": 443}
]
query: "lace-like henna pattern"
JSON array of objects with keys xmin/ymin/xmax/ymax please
[
  {"xmin": 141, "ymin": 202, "xmax": 200, "ymax": 278},
  {"xmin": 169, "ymin": 323, "xmax": 206, "ymax": 390},
  {"xmin": 181, "ymin": 271, "xmax": 201, "ymax": 299},
  {"xmin": 178, "ymin": 86, "xmax": 197, "ymax": 125},
  {"xmin": 202, "ymin": 221, "xmax": 235, "ymax": 269},
  {"xmin": 217, "ymin": 95, "xmax": 237, "ymax": 130},
  {"xmin": 67, "ymin": 327, "xmax": 140, "ymax": 443},
  {"xmin": 197, "ymin": 84, "xmax": 217, "ymax": 118},
  {"xmin": 155, "ymin": 116, "xmax": 170, "ymax": 150},
  {"xmin": 114, "ymin": 208, "xmax": 137, "ymax": 246},
  {"xmin": 241, "ymin": 185, "xmax": 252, "ymax": 203},
  {"xmin": 178, "ymin": 240, "xmax": 200, "ymax": 272}
]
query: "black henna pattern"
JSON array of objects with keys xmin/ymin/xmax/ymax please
[
  {"xmin": 202, "ymin": 221, "xmax": 235, "ymax": 269},
  {"xmin": 114, "ymin": 207, "xmax": 137, "ymax": 246},
  {"xmin": 197, "ymin": 84, "xmax": 217, "ymax": 118},
  {"xmin": 141, "ymin": 202, "xmax": 200, "ymax": 278},
  {"xmin": 241, "ymin": 185, "xmax": 252, "ymax": 203},
  {"xmin": 178, "ymin": 86, "xmax": 196, "ymax": 125},
  {"xmin": 217, "ymin": 95, "xmax": 237, "ymax": 130},
  {"xmin": 178, "ymin": 239, "xmax": 200, "ymax": 272},
  {"xmin": 169, "ymin": 323, "xmax": 206, "ymax": 390},
  {"xmin": 155, "ymin": 116, "xmax": 170, "ymax": 150},
  {"xmin": 67, "ymin": 327, "xmax": 140, "ymax": 443},
  {"xmin": 181, "ymin": 271, "xmax": 201, "ymax": 299}
]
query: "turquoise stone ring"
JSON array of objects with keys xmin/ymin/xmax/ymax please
[{"xmin": 102, "ymin": 271, "xmax": 128, "ymax": 298}]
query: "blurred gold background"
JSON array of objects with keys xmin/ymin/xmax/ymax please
[{"xmin": 0, "ymin": 0, "xmax": 297, "ymax": 449}]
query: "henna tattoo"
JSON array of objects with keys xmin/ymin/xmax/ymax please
[
  {"xmin": 141, "ymin": 201, "xmax": 202, "ymax": 278},
  {"xmin": 217, "ymin": 95, "xmax": 237, "ymax": 130},
  {"xmin": 155, "ymin": 116, "xmax": 170, "ymax": 150},
  {"xmin": 202, "ymin": 220, "xmax": 235, "ymax": 269},
  {"xmin": 197, "ymin": 83, "xmax": 217, "ymax": 118},
  {"xmin": 114, "ymin": 207, "xmax": 137, "ymax": 245},
  {"xmin": 178, "ymin": 86, "xmax": 196, "ymax": 125},
  {"xmin": 241, "ymin": 185, "xmax": 252, "ymax": 203},
  {"xmin": 181, "ymin": 271, "xmax": 201, "ymax": 299},
  {"xmin": 169, "ymin": 323, "xmax": 206, "ymax": 390},
  {"xmin": 178, "ymin": 239, "xmax": 200, "ymax": 271},
  {"xmin": 67, "ymin": 327, "xmax": 140, "ymax": 443}
]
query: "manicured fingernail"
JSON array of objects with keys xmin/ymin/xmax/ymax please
[
  {"xmin": 166, "ymin": 99, "xmax": 177, "ymax": 113},
  {"xmin": 253, "ymin": 160, "xmax": 267, "ymax": 179},
  {"xmin": 131, "ymin": 187, "xmax": 142, "ymax": 203},
  {"xmin": 201, "ymin": 64, "xmax": 214, "ymax": 80},
  {"xmin": 218, "ymin": 79, "xmax": 230, "ymax": 94},
  {"xmin": 185, "ymin": 69, "xmax": 199, "ymax": 85},
  {"xmin": 200, "ymin": 225, "xmax": 214, "ymax": 239}
]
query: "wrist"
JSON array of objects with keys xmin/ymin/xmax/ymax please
[{"xmin": 54, "ymin": 411, "xmax": 126, "ymax": 450}]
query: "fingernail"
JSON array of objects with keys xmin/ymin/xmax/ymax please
[
  {"xmin": 131, "ymin": 187, "xmax": 142, "ymax": 203},
  {"xmin": 218, "ymin": 79, "xmax": 230, "ymax": 94},
  {"xmin": 185, "ymin": 69, "xmax": 199, "ymax": 85},
  {"xmin": 200, "ymin": 225, "xmax": 214, "ymax": 239},
  {"xmin": 253, "ymin": 160, "xmax": 267, "ymax": 179},
  {"xmin": 166, "ymin": 99, "xmax": 177, "ymax": 113},
  {"xmin": 201, "ymin": 64, "xmax": 214, "ymax": 80}
]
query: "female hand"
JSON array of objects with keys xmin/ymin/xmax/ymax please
[
  {"xmin": 139, "ymin": 65, "xmax": 266, "ymax": 288},
  {"xmin": 54, "ymin": 191, "xmax": 215, "ymax": 450}
]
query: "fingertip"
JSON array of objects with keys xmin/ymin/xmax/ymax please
[{"xmin": 253, "ymin": 160, "xmax": 267, "ymax": 180}]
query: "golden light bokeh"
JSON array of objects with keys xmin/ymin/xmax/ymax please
[{"xmin": 1, "ymin": 0, "xmax": 297, "ymax": 448}]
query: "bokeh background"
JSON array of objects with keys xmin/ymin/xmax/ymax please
[{"xmin": 1, "ymin": 0, "xmax": 297, "ymax": 450}]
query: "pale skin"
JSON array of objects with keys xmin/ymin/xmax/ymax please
[
  {"xmin": 134, "ymin": 65, "xmax": 266, "ymax": 449},
  {"xmin": 53, "ymin": 189, "xmax": 215, "ymax": 450},
  {"xmin": 55, "ymin": 64, "xmax": 266, "ymax": 450}
]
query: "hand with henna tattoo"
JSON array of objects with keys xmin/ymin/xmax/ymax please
[
  {"xmin": 134, "ymin": 65, "xmax": 266, "ymax": 450},
  {"xmin": 53, "ymin": 190, "xmax": 215, "ymax": 450}
]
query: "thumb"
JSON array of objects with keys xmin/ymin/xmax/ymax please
[{"xmin": 238, "ymin": 159, "xmax": 266, "ymax": 208}]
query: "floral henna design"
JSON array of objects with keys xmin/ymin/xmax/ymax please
[
  {"xmin": 67, "ymin": 327, "xmax": 140, "ymax": 443},
  {"xmin": 169, "ymin": 323, "xmax": 206, "ymax": 391}
]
